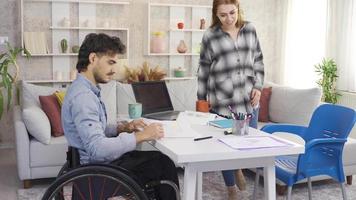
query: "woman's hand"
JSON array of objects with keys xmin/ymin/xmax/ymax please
[{"xmin": 250, "ymin": 88, "xmax": 261, "ymax": 107}]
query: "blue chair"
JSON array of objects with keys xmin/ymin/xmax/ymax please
[{"xmin": 254, "ymin": 104, "xmax": 356, "ymax": 200}]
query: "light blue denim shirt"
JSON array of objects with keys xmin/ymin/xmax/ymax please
[{"xmin": 62, "ymin": 74, "xmax": 136, "ymax": 164}]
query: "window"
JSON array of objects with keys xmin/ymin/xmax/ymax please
[{"xmin": 283, "ymin": 0, "xmax": 328, "ymax": 89}]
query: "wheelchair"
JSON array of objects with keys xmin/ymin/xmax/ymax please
[{"xmin": 42, "ymin": 147, "xmax": 180, "ymax": 200}]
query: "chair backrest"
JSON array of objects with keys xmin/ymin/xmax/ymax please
[
  {"xmin": 304, "ymin": 104, "xmax": 356, "ymax": 142},
  {"xmin": 296, "ymin": 104, "xmax": 356, "ymax": 182}
]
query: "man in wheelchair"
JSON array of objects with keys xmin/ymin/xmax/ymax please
[{"xmin": 59, "ymin": 33, "xmax": 179, "ymax": 200}]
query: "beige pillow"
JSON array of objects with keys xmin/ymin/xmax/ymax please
[{"xmin": 269, "ymin": 84, "xmax": 321, "ymax": 125}]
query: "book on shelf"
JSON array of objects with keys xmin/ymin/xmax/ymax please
[{"xmin": 209, "ymin": 119, "xmax": 233, "ymax": 129}]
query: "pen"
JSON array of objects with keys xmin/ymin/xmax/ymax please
[{"xmin": 194, "ymin": 136, "xmax": 213, "ymax": 141}]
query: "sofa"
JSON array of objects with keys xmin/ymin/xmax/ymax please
[{"xmin": 14, "ymin": 79, "xmax": 356, "ymax": 189}]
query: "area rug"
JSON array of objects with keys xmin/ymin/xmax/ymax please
[{"xmin": 18, "ymin": 171, "xmax": 355, "ymax": 200}]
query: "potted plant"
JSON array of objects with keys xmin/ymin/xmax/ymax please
[
  {"xmin": 0, "ymin": 42, "xmax": 30, "ymax": 119},
  {"xmin": 314, "ymin": 58, "xmax": 341, "ymax": 104}
]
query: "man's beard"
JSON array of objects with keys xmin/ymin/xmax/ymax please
[{"xmin": 93, "ymin": 72, "xmax": 110, "ymax": 84}]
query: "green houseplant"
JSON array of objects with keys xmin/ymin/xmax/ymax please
[
  {"xmin": 0, "ymin": 42, "xmax": 30, "ymax": 119},
  {"xmin": 314, "ymin": 58, "xmax": 341, "ymax": 104}
]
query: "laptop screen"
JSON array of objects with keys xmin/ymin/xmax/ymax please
[{"xmin": 131, "ymin": 81, "xmax": 174, "ymax": 114}]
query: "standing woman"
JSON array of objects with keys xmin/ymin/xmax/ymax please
[{"xmin": 197, "ymin": 0, "xmax": 264, "ymax": 199}]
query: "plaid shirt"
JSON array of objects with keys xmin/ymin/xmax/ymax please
[{"xmin": 197, "ymin": 22, "xmax": 264, "ymax": 116}]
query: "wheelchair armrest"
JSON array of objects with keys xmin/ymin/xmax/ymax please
[{"xmin": 261, "ymin": 124, "xmax": 308, "ymax": 138}]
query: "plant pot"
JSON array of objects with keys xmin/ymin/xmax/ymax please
[{"xmin": 174, "ymin": 68, "xmax": 186, "ymax": 77}]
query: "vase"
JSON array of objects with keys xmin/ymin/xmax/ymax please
[
  {"xmin": 177, "ymin": 40, "xmax": 187, "ymax": 53},
  {"xmin": 151, "ymin": 32, "xmax": 166, "ymax": 53},
  {"xmin": 200, "ymin": 18, "xmax": 206, "ymax": 29}
]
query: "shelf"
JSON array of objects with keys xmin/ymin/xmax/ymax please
[
  {"xmin": 148, "ymin": 53, "xmax": 199, "ymax": 56},
  {"xmin": 50, "ymin": 26, "xmax": 129, "ymax": 31},
  {"xmin": 23, "ymin": 53, "xmax": 78, "ymax": 56},
  {"xmin": 147, "ymin": 3, "xmax": 210, "ymax": 79},
  {"xmin": 164, "ymin": 76, "xmax": 196, "ymax": 81},
  {"xmin": 25, "ymin": 79, "xmax": 73, "ymax": 83},
  {"xmin": 25, "ymin": 0, "xmax": 130, "ymax": 5},
  {"xmin": 22, "ymin": 0, "xmax": 130, "ymax": 81},
  {"xmin": 150, "ymin": 3, "xmax": 211, "ymax": 9},
  {"xmin": 170, "ymin": 28, "xmax": 206, "ymax": 32}
]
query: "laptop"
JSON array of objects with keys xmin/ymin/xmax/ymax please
[{"xmin": 131, "ymin": 81, "xmax": 180, "ymax": 120}]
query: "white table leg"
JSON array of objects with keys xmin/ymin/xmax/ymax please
[
  {"xmin": 183, "ymin": 166, "xmax": 197, "ymax": 200},
  {"xmin": 196, "ymin": 172, "xmax": 203, "ymax": 200},
  {"xmin": 264, "ymin": 164, "xmax": 276, "ymax": 200}
]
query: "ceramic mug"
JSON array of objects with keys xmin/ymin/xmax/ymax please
[
  {"xmin": 196, "ymin": 100, "xmax": 210, "ymax": 112},
  {"xmin": 128, "ymin": 103, "xmax": 142, "ymax": 119}
]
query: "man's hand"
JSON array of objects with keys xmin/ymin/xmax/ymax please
[
  {"xmin": 250, "ymin": 88, "xmax": 261, "ymax": 107},
  {"xmin": 135, "ymin": 123, "xmax": 164, "ymax": 143},
  {"xmin": 117, "ymin": 119, "xmax": 147, "ymax": 133}
]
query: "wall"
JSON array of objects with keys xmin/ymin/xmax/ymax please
[{"xmin": 0, "ymin": 0, "xmax": 280, "ymax": 145}]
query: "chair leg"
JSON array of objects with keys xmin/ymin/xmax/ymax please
[
  {"xmin": 340, "ymin": 183, "xmax": 348, "ymax": 200},
  {"xmin": 253, "ymin": 169, "xmax": 260, "ymax": 200},
  {"xmin": 307, "ymin": 177, "xmax": 312, "ymax": 200},
  {"xmin": 287, "ymin": 186, "xmax": 292, "ymax": 200},
  {"xmin": 346, "ymin": 175, "xmax": 352, "ymax": 185}
]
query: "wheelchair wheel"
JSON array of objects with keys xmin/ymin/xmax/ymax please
[{"xmin": 42, "ymin": 165, "xmax": 149, "ymax": 200}]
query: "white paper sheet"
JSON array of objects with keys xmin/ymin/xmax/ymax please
[
  {"xmin": 177, "ymin": 111, "xmax": 217, "ymax": 125},
  {"xmin": 218, "ymin": 135, "xmax": 294, "ymax": 150}
]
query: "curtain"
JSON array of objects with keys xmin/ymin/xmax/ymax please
[
  {"xmin": 327, "ymin": 0, "xmax": 356, "ymax": 92},
  {"xmin": 282, "ymin": 0, "xmax": 328, "ymax": 89}
]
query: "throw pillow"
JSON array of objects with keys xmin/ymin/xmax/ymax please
[
  {"xmin": 54, "ymin": 91, "xmax": 66, "ymax": 106},
  {"xmin": 22, "ymin": 106, "xmax": 51, "ymax": 144},
  {"xmin": 21, "ymin": 81, "xmax": 59, "ymax": 109},
  {"xmin": 39, "ymin": 94, "xmax": 64, "ymax": 137},
  {"xmin": 258, "ymin": 87, "xmax": 272, "ymax": 122}
]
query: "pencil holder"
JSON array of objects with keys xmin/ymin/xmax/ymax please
[{"xmin": 232, "ymin": 119, "xmax": 250, "ymax": 136}]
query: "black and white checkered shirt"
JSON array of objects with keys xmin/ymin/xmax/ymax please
[{"xmin": 197, "ymin": 22, "xmax": 264, "ymax": 116}]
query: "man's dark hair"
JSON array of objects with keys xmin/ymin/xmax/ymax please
[{"xmin": 76, "ymin": 33, "xmax": 126, "ymax": 72}]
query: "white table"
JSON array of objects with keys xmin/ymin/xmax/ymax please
[{"xmin": 148, "ymin": 124, "xmax": 304, "ymax": 200}]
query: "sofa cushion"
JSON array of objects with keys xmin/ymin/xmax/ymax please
[
  {"xmin": 22, "ymin": 106, "xmax": 51, "ymax": 144},
  {"xmin": 268, "ymin": 84, "xmax": 321, "ymax": 125},
  {"xmin": 166, "ymin": 79, "xmax": 198, "ymax": 112},
  {"xmin": 30, "ymin": 136, "xmax": 68, "ymax": 167},
  {"xmin": 258, "ymin": 87, "xmax": 272, "ymax": 122},
  {"xmin": 343, "ymin": 138, "xmax": 356, "ymax": 166},
  {"xmin": 99, "ymin": 81, "xmax": 117, "ymax": 124},
  {"xmin": 39, "ymin": 94, "xmax": 64, "ymax": 137},
  {"xmin": 21, "ymin": 81, "xmax": 60, "ymax": 109},
  {"xmin": 116, "ymin": 82, "xmax": 136, "ymax": 115}
]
